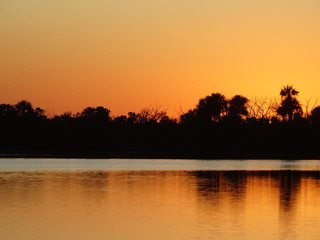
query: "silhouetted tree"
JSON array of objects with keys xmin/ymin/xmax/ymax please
[
  {"xmin": 180, "ymin": 109, "xmax": 197, "ymax": 124},
  {"xmin": 180, "ymin": 93, "xmax": 227, "ymax": 124},
  {"xmin": 227, "ymin": 95, "xmax": 249, "ymax": 121},
  {"xmin": 14, "ymin": 100, "xmax": 46, "ymax": 120},
  {"xmin": 79, "ymin": 106, "xmax": 110, "ymax": 122},
  {"xmin": 113, "ymin": 115, "xmax": 128, "ymax": 123},
  {"xmin": 136, "ymin": 106, "xmax": 168, "ymax": 123},
  {"xmin": 310, "ymin": 106, "xmax": 320, "ymax": 126},
  {"xmin": 2, "ymin": 86, "xmax": 320, "ymax": 158},
  {"xmin": 127, "ymin": 112, "xmax": 139, "ymax": 124},
  {"xmin": 34, "ymin": 107, "xmax": 46, "ymax": 120},
  {"xmin": 53, "ymin": 112, "xmax": 75, "ymax": 122},
  {"xmin": 304, "ymin": 98, "xmax": 318, "ymax": 118},
  {"xmin": 195, "ymin": 93, "xmax": 227, "ymax": 122},
  {"xmin": 0, "ymin": 104, "xmax": 17, "ymax": 120},
  {"xmin": 248, "ymin": 97, "xmax": 277, "ymax": 121},
  {"xmin": 15, "ymin": 100, "xmax": 35, "ymax": 117},
  {"xmin": 277, "ymin": 85, "xmax": 302, "ymax": 121}
]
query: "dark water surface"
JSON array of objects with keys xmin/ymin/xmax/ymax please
[{"xmin": 1, "ymin": 159, "xmax": 320, "ymax": 240}]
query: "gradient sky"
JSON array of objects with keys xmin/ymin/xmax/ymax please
[{"xmin": 1, "ymin": 0, "xmax": 320, "ymax": 116}]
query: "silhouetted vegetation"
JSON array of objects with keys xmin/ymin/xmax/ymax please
[
  {"xmin": 1, "ymin": 86, "xmax": 320, "ymax": 158},
  {"xmin": 277, "ymin": 85, "xmax": 302, "ymax": 121}
]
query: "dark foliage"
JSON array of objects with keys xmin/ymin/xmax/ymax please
[{"xmin": 1, "ymin": 86, "xmax": 320, "ymax": 158}]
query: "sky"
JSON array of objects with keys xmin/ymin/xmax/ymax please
[{"xmin": 1, "ymin": 0, "xmax": 320, "ymax": 117}]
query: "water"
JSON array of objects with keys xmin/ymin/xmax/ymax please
[
  {"xmin": 1, "ymin": 159, "xmax": 320, "ymax": 240},
  {"xmin": 2, "ymin": 158, "xmax": 320, "ymax": 171}
]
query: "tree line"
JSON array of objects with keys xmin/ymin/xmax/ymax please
[{"xmin": 1, "ymin": 85, "xmax": 320, "ymax": 158}]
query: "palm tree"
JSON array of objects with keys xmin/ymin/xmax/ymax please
[
  {"xmin": 195, "ymin": 93, "xmax": 227, "ymax": 122},
  {"xmin": 227, "ymin": 95, "xmax": 249, "ymax": 121},
  {"xmin": 277, "ymin": 85, "xmax": 302, "ymax": 121},
  {"xmin": 280, "ymin": 85, "xmax": 299, "ymax": 99}
]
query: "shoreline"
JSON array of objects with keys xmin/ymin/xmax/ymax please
[{"xmin": 1, "ymin": 152, "xmax": 320, "ymax": 160}]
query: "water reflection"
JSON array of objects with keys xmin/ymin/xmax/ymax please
[
  {"xmin": 1, "ymin": 170, "xmax": 320, "ymax": 240},
  {"xmin": 191, "ymin": 171, "xmax": 309, "ymax": 211}
]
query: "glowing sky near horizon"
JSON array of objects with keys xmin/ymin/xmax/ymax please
[{"xmin": 1, "ymin": 0, "xmax": 320, "ymax": 116}]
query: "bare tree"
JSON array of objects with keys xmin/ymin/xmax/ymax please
[
  {"xmin": 303, "ymin": 98, "xmax": 318, "ymax": 118},
  {"xmin": 136, "ymin": 105, "xmax": 169, "ymax": 123},
  {"xmin": 248, "ymin": 97, "xmax": 278, "ymax": 120}
]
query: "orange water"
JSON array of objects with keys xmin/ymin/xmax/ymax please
[{"xmin": 1, "ymin": 169, "xmax": 320, "ymax": 240}]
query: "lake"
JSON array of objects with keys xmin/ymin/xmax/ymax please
[{"xmin": 1, "ymin": 159, "xmax": 320, "ymax": 240}]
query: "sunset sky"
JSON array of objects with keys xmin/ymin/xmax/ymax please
[{"xmin": 1, "ymin": 0, "xmax": 320, "ymax": 117}]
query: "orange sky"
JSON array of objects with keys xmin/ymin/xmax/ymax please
[{"xmin": 1, "ymin": 0, "xmax": 320, "ymax": 117}]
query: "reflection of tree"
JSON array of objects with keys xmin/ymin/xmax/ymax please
[
  {"xmin": 0, "ymin": 172, "xmax": 46, "ymax": 207},
  {"xmin": 277, "ymin": 171, "xmax": 320, "ymax": 239},
  {"xmin": 191, "ymin": 171, "xmax": 248, "ymax": 200},
  {"xmin": 191, "ymin": 171, "xmax": 306, "ymax": 214},
  {"xmin": 277, "ymin": 171, "xmax": 302, "ymax": 212},
  {"xmin": 78, "ymin": 171, "xmax": 110, "ymax": 189}
]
